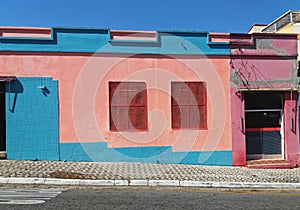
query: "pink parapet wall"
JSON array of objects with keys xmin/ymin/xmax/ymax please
[
  {"xmin": 0, "ymin": 26, "xmax": 51, "ymax": 38},
  {"xmin": 110, "ymin": 30, "xmax": 157, "ymax": 41}
]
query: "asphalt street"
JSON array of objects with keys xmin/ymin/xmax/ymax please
[{"xmin": 1, "ymin": 187, "xmax": 300, "ymax": 210}]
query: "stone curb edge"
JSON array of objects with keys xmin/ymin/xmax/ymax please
[{"xmin": 0, "ymin": 177, "xmax": 300, "ymax": 189}]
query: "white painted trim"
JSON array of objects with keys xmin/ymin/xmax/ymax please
[
  {"xmin": 1, "ymin": 177, "xmax": 300, "ymax": 189},
  {"xmin": 280, "ymin": 109, "xmax": 285, "ymax": 159},
  {"xmin": 245, "ymin": 109, "xmax": 282, "ymax": 112}
]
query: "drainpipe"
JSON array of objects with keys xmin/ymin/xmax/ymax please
[{"xmin": 239, "ymin": 90, "xmax": 244, "ymax": 133}]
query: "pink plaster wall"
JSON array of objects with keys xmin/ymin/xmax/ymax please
[
  {"xmin": 0, "ymin": 27, "xmax": 51, "ymax": 38},
  {"xmin": 231, "ymin": 90, "xmax": 246, "ymax": 166},
  {"xmin": 209, "ymin": 33, "xmax": 230, "ymax": 43},
  {"xmin": 110, "ymin": 30, "xmax": 156, "ymax": 41},
  {"xmin": 230, "ymin": 34, "xmax": 298, "ymax": 57},
  {"xmin": 230, "ymin": 58, "xmax": 295, "ymax": 86},
  {"xmin": 230, "ymin": 33, "xmax": 299, "ymax": 166},
  {"xmin": 284, "ymin": 92, "xmax": 299, "ymax": 166},
  {"xmin": 0, "ymin": 53, "xmax": 232, "ymax": 152}
]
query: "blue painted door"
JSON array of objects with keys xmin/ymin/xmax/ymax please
[{"xmin": 6, "ymin": 77, "xmax": 59, "ymax": 160}]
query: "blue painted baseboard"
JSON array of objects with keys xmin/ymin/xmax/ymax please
[{"xmin": 60, "ymin": 142, "xmax": 232, "ymax": 166}]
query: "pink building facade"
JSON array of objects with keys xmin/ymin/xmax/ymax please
[{"xmin": 229, "ymin": 33, "xmax": 299, "ymax": 168}]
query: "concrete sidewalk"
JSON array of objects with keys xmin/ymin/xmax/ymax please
[{"xmin": 0, "ymin": 160, "xmax": 299, "ymax": 188}]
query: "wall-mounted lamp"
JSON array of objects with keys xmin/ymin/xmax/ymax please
[{"xmin": 37, "ymin": 85, "xmax": 50, "ymax": 96}]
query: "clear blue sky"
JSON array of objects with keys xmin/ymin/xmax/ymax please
[{"xmin": 0, "ymin": 0, "xmax": 299, "ymax": 33}]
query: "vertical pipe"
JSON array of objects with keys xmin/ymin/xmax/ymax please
[
  {"xmin": 8, "ymin": 83, "xmax": 10, "ymax": 111},
  {"xmin": 240, "ymin": 91, "xmax": 244, "ymax": 133},
  {"xmin": 291, "ymin": 90, "xmax": 293, "ymax": 131},
  {"xmin": 281, "ymin": 93, "xmax": 285, "ymax": 159}
]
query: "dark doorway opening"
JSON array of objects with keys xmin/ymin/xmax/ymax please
[
  {"xmin": 245, "ymin": 92, "xmax": 283, "ymax": 160},
  {"xmin": 0, "ymin": 82, "xmax": 5, "ymax": 152}
]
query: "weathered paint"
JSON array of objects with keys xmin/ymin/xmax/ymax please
[{"xmin": 230, "ymin": 33, "xmax": 299, "ymax": 167}]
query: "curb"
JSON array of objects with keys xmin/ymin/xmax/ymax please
[{"xmin": 1, "ymin": 177, "xmax": 300, "ymax": 189}]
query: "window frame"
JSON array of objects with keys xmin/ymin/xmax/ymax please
[
  {"xmin": 109, "ymin": 81, "xmax": 148, "ymax": 132},
  {"xmin": 171, "ymin": 81, "xmax": 207, "ymax": 130}
]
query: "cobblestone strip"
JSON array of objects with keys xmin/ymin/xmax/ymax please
[{"xmin": 0, "ymin": 160, "xmax": 299, "ymax": 183}]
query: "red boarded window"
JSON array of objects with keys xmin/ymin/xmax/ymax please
[
  {"xmin": 171, "ymin": 82, "xmax": 207, "ymax": 129},
  {"xmin": 109, "ymin": 82, "xmax": 147, "ymax": 131}
]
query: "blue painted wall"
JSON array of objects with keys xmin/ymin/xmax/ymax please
[
  {"xmin": 6, "ymin": 77, "xmax": 59, "ymax": 160},
  {"xmin": 60, "ymin": 142, "xmax": 232, "ymax": 166},
  {"xmin": 0, "ymin": 28, "xmax": 230, "ymax": 55}
]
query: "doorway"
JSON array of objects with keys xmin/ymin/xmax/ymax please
[
  {"xmin": 0, "ymin": 82, "xmax": 5, "ymax": 153},
  {"xmin": 245, "ymin": 92, "xmax": 284, "ymax": 160}
]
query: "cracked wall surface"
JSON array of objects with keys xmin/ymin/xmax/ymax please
[{"xmin": 229, "ymin": 33, "xmax": 299, "ymax": 167}]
